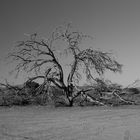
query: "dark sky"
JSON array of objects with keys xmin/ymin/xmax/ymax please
[{"xmin": 1, "ymin": 0, "xmax": 140, "ymax": 86}]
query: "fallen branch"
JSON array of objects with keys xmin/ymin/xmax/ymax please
[
  {"xmin": 80, "ymin": 90, "xmax": 106, "ymax": 106},
  {"xmin": 112, "ymin": 90, "xmax": 136, "ymax": 105}
]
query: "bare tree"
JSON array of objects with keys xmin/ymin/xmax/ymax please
[{"xmin": 8, "ymin": 24, "xmax": 122, "ymax": 106}]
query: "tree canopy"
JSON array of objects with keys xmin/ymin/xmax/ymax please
[{"xmin": 9, "ymin": 23, "xmax": 122, "ymax": 106}]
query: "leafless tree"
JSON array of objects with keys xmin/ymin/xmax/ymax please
[{"xmin": 8, "ymin": 24, "xmax": 122, "ymax": 106}]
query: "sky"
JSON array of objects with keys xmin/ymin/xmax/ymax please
[{"xmin": 0, "ymin": 0, "xmax": 140, "ymax": 87}]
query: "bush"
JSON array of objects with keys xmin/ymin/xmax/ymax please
[{"xmin": 0, "ymin": 84, "xmax": 67, "ymax": 106}]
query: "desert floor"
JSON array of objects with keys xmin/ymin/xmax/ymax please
[{"xmin": 0, "ymin": 105, "xmax": 140, "ymax": 140}]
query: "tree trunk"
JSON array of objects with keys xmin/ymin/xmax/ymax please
[
  {"xmin": 64, "ymin": 87, "xmax": 74, "ymax": 107},
  {"xmin": 68, "ymin": 99, "xmax": 74, "ymax": 107}
]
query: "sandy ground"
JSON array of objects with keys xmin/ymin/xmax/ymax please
[{"xmin": 0, "ymin": 105, "xmax": 140, "ymax": 140}]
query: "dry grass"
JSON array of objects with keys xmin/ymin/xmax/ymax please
[{"xmin": 0, "ymin": 105, "xmax": 140, "ymax": 140}]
